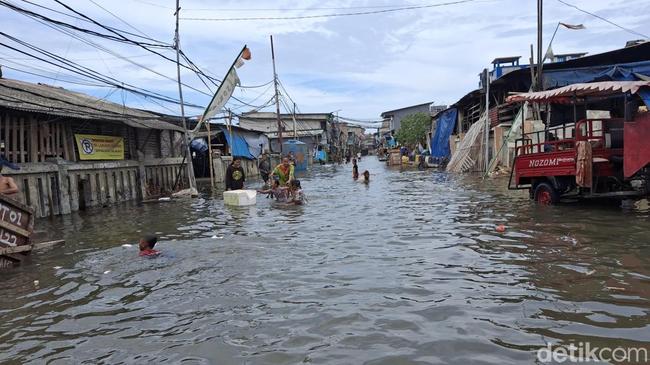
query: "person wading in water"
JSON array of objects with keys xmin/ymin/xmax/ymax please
[
  {"xmin": 271, "ymin": 157, "xmax": 294, "ymax": 186},
  {"xmin": 0, "ymin": 157, "xmax": 20, "ymax": 196},
  {"xmin": 258, "ymin": 152, "xmax": 271, "ymax": 186},
  {"xmin": 225, "ymin": 157, "xmax": 245, "ymax": 190},
  {"xmin": 352, "ymin": 158, "xmax": 359, "ymax": 180}
]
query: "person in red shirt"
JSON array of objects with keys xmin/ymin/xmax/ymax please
[{"xmin": 139, "ymin": 235, "xmax": 160, "ymax": 257}]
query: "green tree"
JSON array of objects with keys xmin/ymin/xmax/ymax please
[{"xmin": 395, "ymin": 112, "xmax": 430, "ymax": 147}]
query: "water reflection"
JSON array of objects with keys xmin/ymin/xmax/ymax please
[{"xmin": 0, "ymin": 158, "xmax": 648, "ymax": 364}]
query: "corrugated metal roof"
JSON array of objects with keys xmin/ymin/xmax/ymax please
[
  {"xmin": 0, "ymin": 78, "xmax": 184, "ymax": 131},
  {"xmin": 492, "ymin": 56, "xmax": 520, "ymax": 64},
  {"xmin": 380, "ymin": 102, "xmax": 433, "ymax": 117},
  {"xmin": 240, "ymin": 112, "xmax": 332, "ymax": 120},
  {"xmin": 506, "ymin": 81, "xmax": 650, "ymax": 103}
]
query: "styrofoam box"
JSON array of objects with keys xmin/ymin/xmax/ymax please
[{"xmin": 223, "ymin": 190, "xmax": 257, "ymax": 206}]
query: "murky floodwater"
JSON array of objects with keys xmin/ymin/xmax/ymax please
[{"xmin": 1, "ymin": 158, "xmax": 649, "ymax": 364}]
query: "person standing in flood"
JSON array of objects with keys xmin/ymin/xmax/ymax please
[
  {"xmin": 352, "ymin": 158, "xmax": 359, "ymax": 180},
  {"xmin": 258, "ymin": 152, "xmax": 271, "ymax": 186},
  {"xmin": 271, "ymin": 157, "xmax": 295, "ymax": 186},
  {"xmin": 0, "ymin": 156, "xmax": 20, "ymax": 196},
  {"xmin": 225, "ymin": 157, "xmax": 245, "ymax": 190}
]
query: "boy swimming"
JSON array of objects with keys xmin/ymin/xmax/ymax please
[{"xmin": 139, "ymin": 235, "xmax": 160, "ymax": 257}]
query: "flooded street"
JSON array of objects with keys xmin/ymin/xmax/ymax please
[{"xmin": 1, "ymin": 158, "xmax": 649, "ymax": 364}]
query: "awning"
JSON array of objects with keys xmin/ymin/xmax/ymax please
[{"xmin": 506, "ymin": 81, "xmax": 650, "ymax": 104}]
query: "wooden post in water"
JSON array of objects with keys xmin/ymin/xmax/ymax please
[
  {"xmin": 227, "ymin": 109, "xmax": 234, "ymax": 156},
  {"xmin": 205, "ymin": 118, "xmax": 215, "ymax": 188},
  {"xmin": 536, "ymin": 0, "xmax": 543, "ymax": 91},
  {"xmin": 292, "ymin": 102, "xmax": 297, "ymax": 139},
  {"xmin": 483, "ymin": 68, "xmax": 490, "ymax": 173}
]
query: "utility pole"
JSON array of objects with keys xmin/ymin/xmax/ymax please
[
  {"xmin": 292, "ymin": 102, "xmax": 297, "ymax": 139},
  {"xmin": 536, "ymin": 0, "xmax": 543, "ymax": 91},
  {"xmin": 483, "ymin": 68, "xmax": 490, "ymax": 173},
  {"xmin": 270, "ymin": 35, "xmax": 283, "ymax": 153},
  {"xmin": 174, "ymin": 0, "xmax": 197, "ymax": 194}
]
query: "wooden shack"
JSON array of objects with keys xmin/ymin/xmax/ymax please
[{"xmin": 0, "ymin": 77, "xmax": 194, "ymax": 218}]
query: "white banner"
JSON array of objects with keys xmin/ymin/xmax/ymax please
[{"xmin": 202, "ymin": 66, "xmax": 240, "ymax": 121}]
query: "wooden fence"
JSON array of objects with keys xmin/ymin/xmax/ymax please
[{"xmin": 6, "ymin": 158, "xmax": 188, "ymax": 218}]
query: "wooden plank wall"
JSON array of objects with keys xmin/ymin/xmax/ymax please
[
  {"xmin": 12, "ymin": 167, "xmax": 142, "ymax": 218},
  {"xmin": 0, "ymin": 113, "xmax": 73, "ymax": 163},
  {"xmin": 144, "ymin": 164, "xmax": 187, "ymax": 197},
  {"xmin": 66, "ymin": 168, "xmax": 140, "ymax": 210}
]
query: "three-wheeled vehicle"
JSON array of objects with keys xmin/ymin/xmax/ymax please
[{"xmin": 506, "ymin": 81, "xmax": 650, "ymax": 204}]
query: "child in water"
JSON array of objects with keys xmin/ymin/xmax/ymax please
[
  {"xmin": 139, "ymin": 234, "xmax": 160, "ymax": 257},
  {"xmin": 363, "ymin": 170, "xmax": 370, "ymax": 184},
  {"xmin": 289, "ymin": 179, "xmax": 305, "ymax": 205},
  {"xmin": 352, "ymin": 158, "xmax": 359, "ymax": 180},
  {"xmin": 258, "ymin": 177, "xmax": 289, "ymax": 202}
]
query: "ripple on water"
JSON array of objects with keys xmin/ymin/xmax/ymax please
[{"xmin": 0, "ymin": 159, "xmax": 649, "ymax": 364}]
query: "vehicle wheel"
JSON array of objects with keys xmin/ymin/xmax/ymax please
[{"xmin": 534, "ymin": 182, "xmax": 559, "ymax": 205}]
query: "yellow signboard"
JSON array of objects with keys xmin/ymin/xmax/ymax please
[{"xmin": 74, "ymin": 134, "xmax": 124, "ymax": 160}]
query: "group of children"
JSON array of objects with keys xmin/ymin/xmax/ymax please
[
  {"xmin": 257, "ymin": 178, "xmax": 304, "ymax": 205},
  {"xmin": 352, "ymin": 158, "xmax": 370, "ymax": 184}
]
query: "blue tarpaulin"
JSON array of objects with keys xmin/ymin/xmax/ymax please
[
  {"xmin": 385, "ymin": 135, "xmax": 396, "ymax": 148},
  {"xmin": 218, "ymin": 125, "xmax": 255, "ymax": 159},
  {"xmin": 639, "ymin": 87, "xmax": 650, "ymax": 108},
  {"xmin": 430, "ymin": 108, "xmax": 457, "ymax": 158},
  {"xmin": 190, "ymin": 138, "xmax": 208, "ymax": 154},
  {"xmin": 544, "ymin": 61, "xmax": 650, "ymax": 89}
]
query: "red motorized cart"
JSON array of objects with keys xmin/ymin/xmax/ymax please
[{"xmin": 507, "ymin": 81, "xmax": 650, "ymax": 204}]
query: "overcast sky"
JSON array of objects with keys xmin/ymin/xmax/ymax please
[{"xmin": 1, "ymin": 0, "xmax": 648, "ymax": 123}]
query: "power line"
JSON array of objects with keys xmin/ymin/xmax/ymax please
[
  {"xmin": 556, "ymin": 0, "xmax": 649, "ymax": 39},
  {"xmin": 181, "ymin": 0, "xmax": 477, "ymax": 21},
  {"xmin": 9, "ymin": 0, "xmax": 265, "ymax": 101},
  {"xmin": 5, "ymin": 0, "xmax": 223, "ymax": 89},
  {"xmin": 28, "ymin": 14, "xmax": 212, "ymax": 97},
  {"xmin": 4, "ymin": 52, "xmax": 158, "ymax": 62},
  {"xmin": 339, "ymin": 117, "xmax": 384, "ymax": 124},
  {"xmin": 86, "ymin": 0, "xmax": 153, "ymax": 39},
  {"xmin": 130, "ymin": 0, "xmax": 172, "ymax": 9},
  {"xmin": 228, "ymin": 83, "xmax": 276, "ymax": 111},
  {"xmin": 3, "ymin": 1, "xmax": 272, "ymax": 114},
  {"xmin": 3, "ymin": 2, "xmax": 216, "ymax": 98},
  {"xmin": 0, "ymin": 63, "xmax": 109, "ymax": 87},
  {"xmin": 18, "ymin": 0, "xmax": 168, "ymax": 44},
  {"xmin": 0, "ymin": 35, "xmax": 203, "ymax": 108},
  {"xmin": 239, "ymin": 79, "xmax": 274, "ymax": 89},
  {"xmin": 183, "ymin": 3, "xmax": 451, "ymax": 12},
  {"xmin": 0, "ymin": 83, "xmax": 198, "ymax": 129},
  {"xmin": 0, "ymin": 0, "xmax": 170, "ymax": 48}
]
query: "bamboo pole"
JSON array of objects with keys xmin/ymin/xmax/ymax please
[
  {"xmin": 227, "ymin": 110, "xmax": 234, "ymax": 156},
  {"xmin": 205, "ymin": 118, "xmax": 215, "ymax": 188}
]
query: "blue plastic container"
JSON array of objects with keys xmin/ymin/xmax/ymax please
[{"xmin": 282, "ymin": 140, "xmax": 308, "ymax": 172}]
